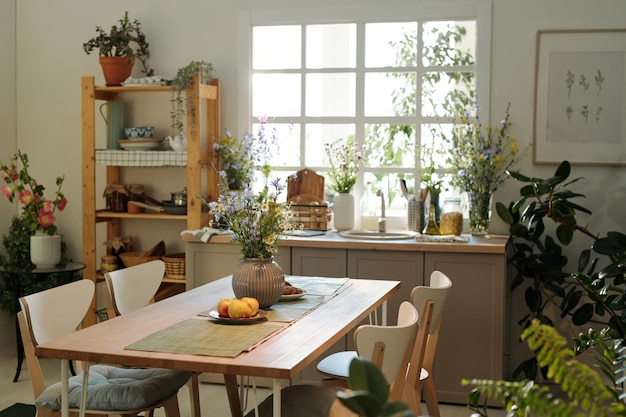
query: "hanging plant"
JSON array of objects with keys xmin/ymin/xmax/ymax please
[{"xmin": 170, "ymin": 61, "xmax": 214, "ymax": 136}]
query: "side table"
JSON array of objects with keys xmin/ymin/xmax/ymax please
[{"xmin": 0, "ymin": 262, "xmax": 86, "ymax": 382}]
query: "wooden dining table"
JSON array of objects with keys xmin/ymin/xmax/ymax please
[{"xmin": 35, "ymin": 275, "xmax": 400, "ymax": 417}]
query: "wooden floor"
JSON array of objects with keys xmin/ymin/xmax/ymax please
[{"xmin": 0, "ymin": 346, "xmax": 504, "ymax": 416}]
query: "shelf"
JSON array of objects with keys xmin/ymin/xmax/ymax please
[
  {"xmin": 96, "ymin": 150, "xmax": 187, "ymax": 167},
  {"xmin": 95, "ymin": 210, "xmax": 188, "ymax": 221}
]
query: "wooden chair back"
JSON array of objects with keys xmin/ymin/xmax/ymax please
[{"xmin": 104, "ymin": 260, "xmax": 165, "ymax": 318}]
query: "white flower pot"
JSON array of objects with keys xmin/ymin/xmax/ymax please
[
  {"xmin": 30, "ymin": 231, "xmax": 61, "ymax": 269},
  {"xmin": 333, "ymin": 193, "xmax": 355, "ymax": 231}
]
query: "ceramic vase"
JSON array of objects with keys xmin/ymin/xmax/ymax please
[
  {"xmin": 333, "ymin": 193, "xmax": 355, "ymax": 231},
  {"xmin": 231, "ymin": 257, "xmax": 285, "ymax": 308},
  {"xmin": 467, "ymin": 191, "xmax": 493, "ymax": 236},
  {"xmin": 30, "ymin": 231, "xmax": 61, "ymax": 268}
]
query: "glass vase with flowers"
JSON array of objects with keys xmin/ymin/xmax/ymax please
[
  {"xmin": 324, "ymin": 139, "xmax": 366, "ymax": 231},
  {"xmin": 445, "ymin": 103, "xmax": 525, "ymax": 235},
  {"xmin": 0, "ymin": 150, "xmax": 68, "ymax": 267},
  {"xmin": 199, "ymin": 175, "xmax": 295, "ymax": 308}
]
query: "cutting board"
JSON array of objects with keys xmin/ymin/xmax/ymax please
[{"xmin": 287, "ymin": 169, "xmax": 325, "ymax": 204}]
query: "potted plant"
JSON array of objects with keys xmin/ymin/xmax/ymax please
[
  {"xmin": 83, "ymin": 11, "xmax": 153, "ymax": 86},
  {"xmin": 170, "ymin": 61, "xmax": 214, "ymax": 137}
]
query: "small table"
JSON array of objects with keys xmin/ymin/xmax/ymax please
[{"xmin": 0, "ymin": 262, "xmax": 85, "ymax": 382}]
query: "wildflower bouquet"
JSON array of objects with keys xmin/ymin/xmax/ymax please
[
  {"xmin": 200, "ymin": 175, "xmax": 294, "ymax": 259},
  {"xmin": 214, "ymin": 130, "xmax": 256, "ymax": 190},
  {"xmin": 445, "ymin": 103, "xmax": 522, "ymax": 195},
  {"xmin": 0, "ymin": 150, "xmax": 67, "ymax": 235},
  {"xmin": 324, "ymin": 139, "xmax": 366, "ymax": 194}
]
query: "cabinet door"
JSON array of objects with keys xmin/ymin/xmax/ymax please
[
  {"xmin": 291, "ymin": 247, "xmax": 347, "ymax": 277},
  {"xmin": 185, "ymin": 243, "xmax": 291, "ymax": 288},
  {"xmin": 424, "ymin": 252, "xmax": 506, "ymax": 405},
  {"xmin": 348, "ymin": 250, "xmax": 424, "ymax": 326}
]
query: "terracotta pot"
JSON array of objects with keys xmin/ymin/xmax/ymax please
[{"xmin": 99, "ymin": 56, "xmax": 135, "ymax": 86}]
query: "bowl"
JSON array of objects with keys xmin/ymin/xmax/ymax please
[{"xmin": 125, "ymin": 126, "xmax": 155, "ymax": 138}]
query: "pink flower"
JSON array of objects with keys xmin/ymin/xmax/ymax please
[
  {"xmin": 38, "ymin": 209, "xmax": 56, "ymax": 228},
  {"xmin": 1, "ymin": 185, "xmax": 13, "ymax": 200},
  {"xmin": 2, "ymin": 168, "xmax": 17, "ymax": 182},
  {"xmin": 18, "ymin": 190, "xmax": 34, "ymax": 205},
  {"xmin": 56, "ymin": 196, "xmax": 67, "ymax": 211}
]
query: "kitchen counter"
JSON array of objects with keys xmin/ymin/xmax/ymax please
[{"xmin": 182, "ymin": 230, "xmax": 508, "ymax": 254}]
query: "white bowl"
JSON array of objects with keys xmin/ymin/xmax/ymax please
[{"xmin": 125, "ymin": 126, "xmax": 155, "ymax": 138}]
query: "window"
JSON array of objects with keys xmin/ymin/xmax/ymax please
[{"xmin": 239, "ymin": 3, "xmax": 492, "ymax": 227}]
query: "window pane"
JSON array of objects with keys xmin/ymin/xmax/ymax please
[
  {"xmin": 306, "ymin": 73, "xmax": 355, "ymax": 117},
  {"xmin": 365, "ymin": 22, "xmax": 418, "ymax": 68},
  {"xmin": 253, "ymin": 26, "xmax": 301, "ymax": 69},
  {"xmin": 422, "ymin": 71, "xmax": 475, "ymax": 117},
  {"xmin": 306, "ymin": 24, "xmax": 356, "ymax": 68},
  {"xmin": 365, "ymin": 123, "xmax": 415, "ymax": 168},
  {"xmin": 422, "ymin": 21, "xmax": 476, "ymax": 67},
  {"xmin": 365, "ymin": 72, "xmax": 416, "ymax": 117},
  {"xmin": 251, "ymin": 122, "xmax": 301, "ymax": 168},
  {"xmin": 305, "ymin": 124, "xmax": 355, "ymax": 166},
  {"xmin": 253, "ymin": 74, "xmax": 301, "ymax": 117}
]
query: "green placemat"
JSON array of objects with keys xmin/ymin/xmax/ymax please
[
  {"xmin": 285, "ymin": 276, "xmax": 349, "ymax": 296},
  {"xmin": 126, "ymin": 318, "xmax": 287, "ymax": 358}
]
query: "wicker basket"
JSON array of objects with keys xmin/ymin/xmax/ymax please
[
  {"xmin": 119, "ymin": 251, "xmax": 162, "ymax": 268},
  {"xmin": 163, "ymin": 253, "xmax": 186, "ymax": 280}
]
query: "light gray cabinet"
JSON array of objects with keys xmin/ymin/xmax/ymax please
[
  {"xmin": 291, "ymin": 247, "xmax": 347, "ymax": 277},
  {"xmin": 424, "ymin": 252, "xmax": 506, "ymax": 404}
]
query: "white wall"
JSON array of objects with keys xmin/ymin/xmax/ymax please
[{"xmin": 1, "ymin": 0, "xmax": 625, "ymax": 358}]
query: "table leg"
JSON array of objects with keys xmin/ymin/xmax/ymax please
[
  {"xmin": 224, "ymin": 374, "xmax": 243, "ymax": 417},
  {"xmin": 272, "ymin": 379, "xmax": 281, "ymax": 417},
  {"xmin": 61, "ymin": 359, "xmax": 69, "ymax": 417}
]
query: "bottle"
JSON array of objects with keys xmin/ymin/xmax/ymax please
[
  {"xmin": 360, "ymin": 183, "xmax": 378, "ymax": 230},
  {"xmin": 440, "ymin": 197, "xmax": 463, "ymax": 235},
  {"xmin": 422, "ymin": 204, "xmax": 441, "ymax": 235}
]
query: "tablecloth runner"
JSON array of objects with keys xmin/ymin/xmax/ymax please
[{"xmin": 125, "ymin": 318, "xmax": 287, "ymax": 358}]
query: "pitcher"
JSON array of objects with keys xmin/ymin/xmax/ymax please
[{"xmin": 99, "ymin": 101, "xmax": 125, "ymax": 149}]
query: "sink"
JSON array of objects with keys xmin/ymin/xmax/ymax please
[{"xmin": 339, "ymin": 230, "xmax": 417, "ymax": 240}]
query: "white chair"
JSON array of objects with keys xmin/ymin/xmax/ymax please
[
  {"xmin": 317, "ymin": 301, "xmax": 420, "ymax": 400},
  {"xmin": 18, "ymin": 278, "xmax": 191, "ymax": 417},
  {"xmin": 104, "ymin": 260, "xmax": 202, "ymax": 417},
  {"xmin": 403, "ymin": 270, "xmax": 453, "ymax": 417}
]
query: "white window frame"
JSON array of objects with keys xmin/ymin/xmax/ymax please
[{"xmin": 238, "ymin": 2, "xmax": 492, "ymax": 224}]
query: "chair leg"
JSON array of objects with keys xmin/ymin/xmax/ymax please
[
  {"xmin": 162, "ymin": 394, "xmax": 182, "ymax": 417},
  {"xmin": 422, "ymin": 376, "xmax": 440, "ymax": 417},
  {"xmin": 402, "ymin": 381, "xmax": 423, "ymax": 416},
  {"xmin": 187, "ymin": 373, "xmax": 202, "ymax": 417}
]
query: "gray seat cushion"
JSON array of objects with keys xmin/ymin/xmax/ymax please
[{"xmin": 37, "ymin": 364, "xmax": 191, "ymax": 411}]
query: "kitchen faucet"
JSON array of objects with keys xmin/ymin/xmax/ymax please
[{"xmin": 376, "ymin": 189, "xmax": 386, "ymax": 232}]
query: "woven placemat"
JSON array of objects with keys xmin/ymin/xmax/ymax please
[{"xmin": 125, "ymin": 318, "xmax": 287, "ymax": 358}]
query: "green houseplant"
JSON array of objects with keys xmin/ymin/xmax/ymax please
[
  {"xmin": 170, "ymin": 61, "xmax": 214, "ymax": 137},
  {"xmin": 83, "ymin": 11, "xmax": 153, "ymax": 85},
  {"xmin": 496, "ymin": 160, "xmax": 626, "ymax": 380}
]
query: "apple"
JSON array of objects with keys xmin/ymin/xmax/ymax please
[
  {"xmin": 241, "ymin": 297, "xmax": 259, "ymax": 316},
  {"xmin": 216, "ymin": 298, "xmax": 233, "ymax": 317},
  {"xmin": 228, "ymin": 299, "xmax": 253, "ymax": 319}
]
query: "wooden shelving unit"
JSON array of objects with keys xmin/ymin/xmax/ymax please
[{"xmin": 81, "ymin": 76, "xmax": 220, "ymax": 325}]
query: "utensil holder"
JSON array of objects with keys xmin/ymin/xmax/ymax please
[{"xmin": 407, "ymin": 198, "xmax": 423, "ymax": 232}]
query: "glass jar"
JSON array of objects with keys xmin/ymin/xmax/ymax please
[
  {"xmin": 101, "ymin": 255, "xmax": 118, "ymax": 273},
  {"xmin": 128, "ymin": 184, "xmax": 146, "ymax": 213},
  {"xmin": 440, "ymin": 197, "xmax": 463, "ymax": 235},
  {"xmin": 103, "ymin": 184, "xmax": 128, "ymax": 212}
]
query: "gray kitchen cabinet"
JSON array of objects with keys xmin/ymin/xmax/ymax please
[
  {"xmin": 424, "ymin": 252, "xmax": 506, "ymax": 405},
  {"xmin": 291, "ymin": 247, "xmax": 347, "ymax": 277}
]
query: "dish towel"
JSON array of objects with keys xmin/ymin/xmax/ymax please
[
  {"xmin": 180, "ymin": 227, "xmax": 233, "ymax": 243},
  {"xmin": 414, "ymin": 234, "xmax": 470, "ymax": 243}
]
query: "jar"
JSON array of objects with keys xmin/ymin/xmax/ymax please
[
  {"xmin": 103, "ymin": 184, "xmax": 129, "ymax": 212},
  {"xmin": 422, "ymin": 204, "xmax": 441, "ymax": 235},
  {"xmin": 128, "ymin": 184, "xmax": 146, "ymax": 213},
  {"xmin": 440, "ymin": 197, "xmax": 463, "ymax": 235},
  {"xmin": 101, "ymin": 255, "xmax": 118, "ymax": 273}
]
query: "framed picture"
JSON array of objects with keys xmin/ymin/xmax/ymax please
[{"xmin": 533, "ymin": 29, "xmax": 626, "ymax": 166}]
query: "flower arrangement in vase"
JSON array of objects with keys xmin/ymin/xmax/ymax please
[
  {"xmin": 444, "ymin": 103, "xmax": 525, "ymax": 235},
  {"xmin": 1, "ymin": 150, "xmax": 68, "ymax": 268}
]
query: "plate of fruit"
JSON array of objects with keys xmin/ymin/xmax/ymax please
[
  {"xmin": 209, "ymin": 297, "xmax": 267, "ymax": 324},
  {"xmin": 281, "ymin": 281, "xmax": 307, "ymax": 301}
]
